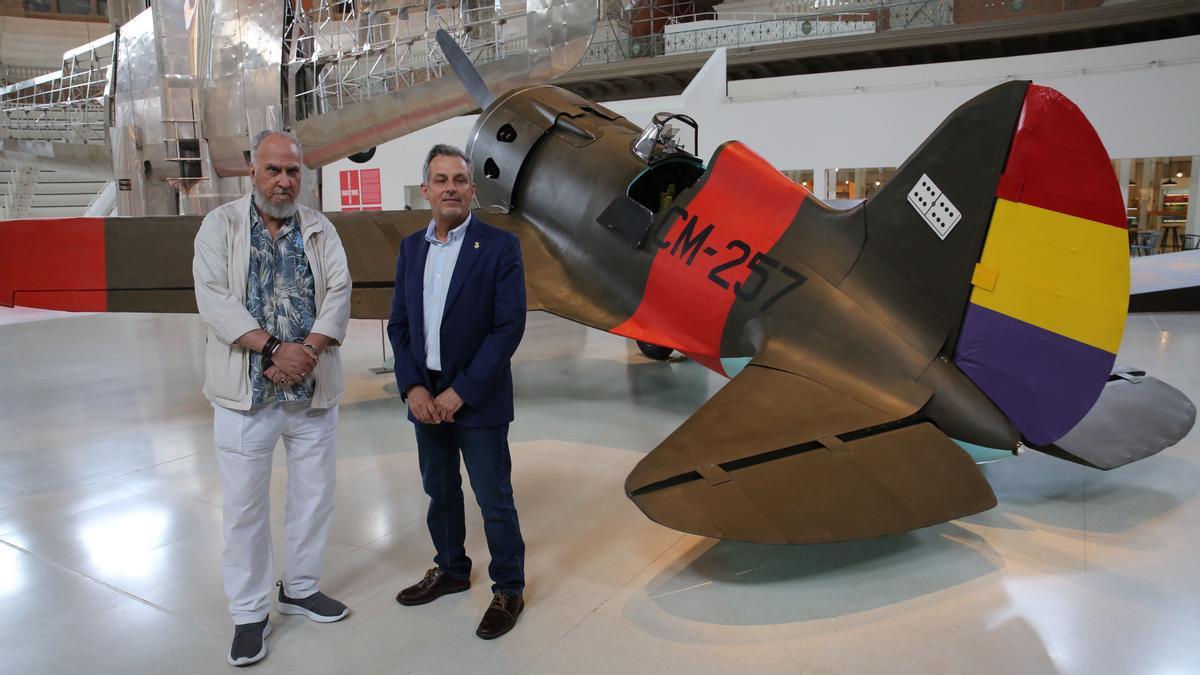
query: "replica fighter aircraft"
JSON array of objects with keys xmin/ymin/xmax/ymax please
[{"xmin": 2, "ymin": 39, "xmax": 1194, "ymax": 544}]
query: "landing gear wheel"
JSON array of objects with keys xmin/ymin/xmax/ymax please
[{"xmin": 636, "ymin": 340, "xmax": 673, "ymax": 361}]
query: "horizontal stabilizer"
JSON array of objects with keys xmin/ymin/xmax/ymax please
[
  {"xmin": 1032, "ymin": 368, "xmax": 1196, "ymax": 470},
  {"xmin": 625, "ymin": 365, "xmax": 996, "ymax": 543}
]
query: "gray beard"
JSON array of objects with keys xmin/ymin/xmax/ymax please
[{"xmin": 254, "ymin": 187, "xmax": 298, "ymax": 220}]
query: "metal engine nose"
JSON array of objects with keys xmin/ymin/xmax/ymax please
[{"xmin": 466, "ymin": 85, "xmax": 630, "ymax": 212}]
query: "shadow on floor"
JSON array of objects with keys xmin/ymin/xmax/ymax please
[{"xmin": 628, "ymin": 522, "xmax": 1002, "ymax": 627}]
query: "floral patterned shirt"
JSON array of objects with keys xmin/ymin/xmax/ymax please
[{"xmin": 246, "ymin": 199, "xmax": 317, "ymax": 406}]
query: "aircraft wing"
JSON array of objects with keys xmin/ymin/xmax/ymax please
[
  {"xmin": 333, "ymin": 209, "xmax": 617, "ymax": 321},
  {"xmin": 0, "ymin": 210, "xmax": 571, "ymax": 319},
  {"xmin": 625, "ymin": 363, "xmax": 998, "ymax": 544}
]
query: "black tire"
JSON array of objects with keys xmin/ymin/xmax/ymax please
[
  {"xmin": 348, "ymin": 146, "xmax": 377, "ymax": 163},
  {"xmin": 636, "ymin": 340, "xmax": 673, "ymax": 361}
]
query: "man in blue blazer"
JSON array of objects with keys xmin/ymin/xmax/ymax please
[{"xmin": 387, "ymin": 144, "xmax": 528, "ymax": 639}]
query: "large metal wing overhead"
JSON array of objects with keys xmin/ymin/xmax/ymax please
[{"xmin": 294, "ymin": 0, "xmax": 597, "ymax": 168}]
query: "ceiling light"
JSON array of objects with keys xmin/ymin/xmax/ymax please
[
  {"xmin": 1177, "ymin": 172, "xmax": 1184, "ymax": 178},
  {"xmin": 874, "ymin": 181, "xmax": 881, "ymax": 186}
]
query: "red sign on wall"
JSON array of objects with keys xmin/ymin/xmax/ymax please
[{"xmin": 339, "ymin": 168, "xmax": 382, "ymax": 211}]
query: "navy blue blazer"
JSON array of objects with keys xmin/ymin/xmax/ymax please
[{"xmin": 387, "ymin": 217, "xmax": 526, "ymax": 427}]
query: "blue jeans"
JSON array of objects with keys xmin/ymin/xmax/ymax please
[{"xmin": 414, "ymin": 422, "xmax": 525, "ymax": 594}]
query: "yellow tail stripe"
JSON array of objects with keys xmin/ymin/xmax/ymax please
[{"xmin": 968, "ymin": 199, "xmax": 1129, "ymax": 354}]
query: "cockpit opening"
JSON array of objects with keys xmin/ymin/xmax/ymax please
[
  {"xmin": 628, "ymin": 112, "xmax": 706, "ymax": 214},
  {"xmin": 628, "ymin": 158, "xmax": 705, "ymax": 214}
]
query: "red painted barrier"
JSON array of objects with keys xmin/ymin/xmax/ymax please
[{"xmin": 0, "ymin": 217, "xmax": 107, "ymax": 311}]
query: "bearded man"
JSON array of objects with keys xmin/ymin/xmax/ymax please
[{"xmin": 193, "ymin": 130, "xmax": 353, "ymax": 667}]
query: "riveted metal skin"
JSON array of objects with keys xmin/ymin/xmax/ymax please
[
  {"xmin": 467, "ymin": 85, "xmax": 665, "ymax": 327},
  {"xmin": 468, "ymin": 86, "xmax": 633, "ymax": 212},
  {"xmin": 295, "ymin": 0, "xmax": 598, "ymax": 168}
]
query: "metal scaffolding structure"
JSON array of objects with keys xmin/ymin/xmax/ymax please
[
  {"xmin": 285, "ymin": 0, "xmax": 531, "ymax": 122},
  {"xmin": 0, "ymin": 33, "xmax": 115, "ymax": 147}
]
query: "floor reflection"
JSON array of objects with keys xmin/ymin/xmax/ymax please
[
  {"xmin": 0, "ymin": 308, "xmax": 1197, "ymax": 673},
  {"xmin": 78, "ymin": 507, "xmax": 170, "ymax": 577}
]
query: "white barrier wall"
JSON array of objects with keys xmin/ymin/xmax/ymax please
[{"xmin": 321, "ymin": 35, "xmax": 1200, "ymax": 212}]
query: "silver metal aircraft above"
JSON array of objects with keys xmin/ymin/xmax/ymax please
[{"xmin": 0, "ymin": 0, "xmax": 596, "ymax": 216}]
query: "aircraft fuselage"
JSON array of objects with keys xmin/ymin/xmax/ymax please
[{"xmin": 467, "ymin": 85, "xmax": 1021, "ymax": 453}]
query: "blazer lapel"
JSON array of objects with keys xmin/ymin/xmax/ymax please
[
  {"xmin": 443, "ymin": 217, "xmax": 483, "ymax": 315},
  {"xmin": 413, "ymin": 237, "xmax": 431, "ymax": 342}
]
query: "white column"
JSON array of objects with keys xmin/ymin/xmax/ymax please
[
  {"xmin": 812, "ymin": 168, "xmax": 827, "ymax": 202},
  {"xmin": 1117, "ymin": 159, "xmax": 1132, "ymax": 228},
  {"xmin": 1188, "ymin": 155, "xmax": 1199, "ymax": 237},
  {"xmin": 1137, "ymin": 158, "xmax": 1156, "ymax": 231}
]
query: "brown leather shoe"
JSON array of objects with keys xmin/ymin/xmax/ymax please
[
  {"xmin": 475, "ymin": 591, "xmax": 523, "ymax": 640},
  {"xmin": 396, "ymin": 568, "xmax": 470, "ymax": 606}
]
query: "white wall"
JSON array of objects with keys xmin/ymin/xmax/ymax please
[{"xmin": 321, "ymin": 35, "xmax": 1200, "ymax": 210}]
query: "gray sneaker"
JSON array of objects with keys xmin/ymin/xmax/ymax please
[
  {"xmin": 276, "ymin": 580, "xmax": 349, "ymax": 623},
  {"xmin": 228, "ymin": 617, "xmax": 271, "ymax": 667}
]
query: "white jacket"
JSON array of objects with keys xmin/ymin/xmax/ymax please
[{"xmin": 193, "ymin": 193, "xmax": 352, "ymax": 410}]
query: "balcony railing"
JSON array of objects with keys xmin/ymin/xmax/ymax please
[{"xmin": 580, "ymin": 0, "xmax": 1101, "ymax": 65}]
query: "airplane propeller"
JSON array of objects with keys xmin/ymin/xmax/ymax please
[{"xmin": 436, "ymin": 29, "xmax": 497, "ymax": 110}]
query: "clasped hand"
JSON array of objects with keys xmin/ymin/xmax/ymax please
[
  {"xmin": 266, "ymin": 342, "xmax": 317, "ymax": 387},
  {"xmin": 407, "ymin": 386, "xmax": 464, "ymax": 424}
]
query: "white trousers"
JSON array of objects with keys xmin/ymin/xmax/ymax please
[{"xmin": 212, "ymin": 401, "xmax": 338, "ymax": 624}]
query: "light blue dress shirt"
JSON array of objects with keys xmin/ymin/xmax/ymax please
[{"xmin": 422, "ymin": 214, "xmax": 470, "ymax": 371}]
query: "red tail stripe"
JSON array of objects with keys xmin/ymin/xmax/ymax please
[{"xmin": 996, "ymin": 85, "xmax": 1126, "ymax": 229}]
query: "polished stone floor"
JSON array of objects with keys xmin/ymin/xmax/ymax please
[{"xmin": 0, "ymin": 308, "xmax": 1197, "ymax": 674}]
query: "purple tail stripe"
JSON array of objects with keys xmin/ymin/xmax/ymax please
[{"xmin": 955, "ymin": 303, "xmax": 1114, "ymax": 445}]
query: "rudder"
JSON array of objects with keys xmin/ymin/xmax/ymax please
[{"xmin": 954, "ymin": 85, "xmax": 1129, "ymax": 445}]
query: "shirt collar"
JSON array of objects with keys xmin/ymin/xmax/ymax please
[{"xmin": 424, "ymin": 213, "xmax": 471, "ymax": 245}]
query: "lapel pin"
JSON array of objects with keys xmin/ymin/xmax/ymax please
[{"xmin": 474, "ymin": 241, "xmax": 480, "ymax": 250}]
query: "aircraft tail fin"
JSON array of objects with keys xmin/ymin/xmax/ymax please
[
  {"xmin": 841, "ymin": 82, "xmax": 1129, "ymax": 447},
  {"xmin": 840, "ymin": 80, "xmax": 1030, "ymax": 361},
  {"xmin": 950, "ymin": 85, "xmax": 1130, "ymax": 446}
]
